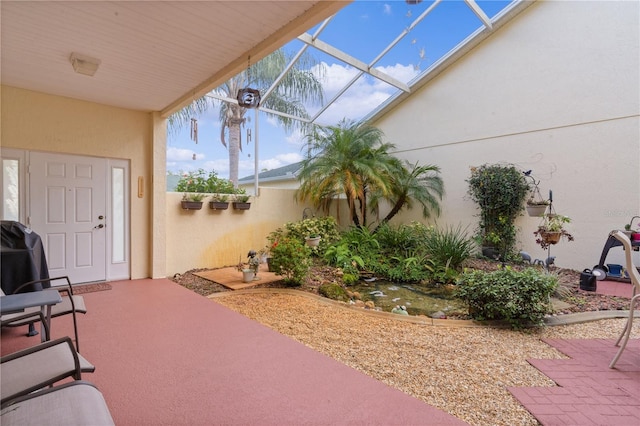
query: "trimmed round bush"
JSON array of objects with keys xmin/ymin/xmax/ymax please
[{"xmin": 456, "ymin": 267, "xmax": 558, "ymax": 329}]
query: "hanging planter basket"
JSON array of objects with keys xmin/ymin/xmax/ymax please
[
  {"xmin": 232, "ymin": 202, "xmax": 251, "ymax": 210},
  {"xmin": 539, "ymin": 230, "xmax": 562, "ymax": 245},
  {"xmin": 526, "ymin": 203, "xmax": 548, "ymax": 217}
]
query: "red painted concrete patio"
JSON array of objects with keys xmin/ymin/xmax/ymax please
[
  {"xmin": 2, "ymin": 278, "xmax": 638, "ymax": 425},
  {"xmin": 1, "ymin": 278, "xmax": 465, "ymax": 425}
]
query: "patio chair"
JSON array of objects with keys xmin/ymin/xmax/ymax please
[
  {"xmin": 1, "ymin": 336, "xmax": 95, "ymax": 406},
  {"xmin": 0, "ymin": 380, "xmax": 114, "ymax": 426},
  {"xmin": 609, "ymin": 230, "xmax": 640, "ymax": 368},
  {"xmin": 0, "ymin": 276, "xmax": 86, "ymax": 351}
]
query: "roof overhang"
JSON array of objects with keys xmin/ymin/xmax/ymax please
[{"xmin": 0, "ymin": 1, "xmax": 349, "ymax": 117}]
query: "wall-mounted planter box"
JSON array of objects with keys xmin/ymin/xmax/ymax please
[
  {"xmin": 209, "ymin": 201, "xmax": 229, "ymax": 210},
  {"xmin": 181, "ymin": 201, "xmax": 203, "ymax": 210},
  {"xmin": 232, "ymin": 202, "xmax": 251, "ymax": 210}
]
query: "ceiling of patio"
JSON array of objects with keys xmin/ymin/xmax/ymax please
[
  {"xmin": 0, "ymin": 0, "xmax": 346, "ymax": 115},
  {"xmin": 1, "ymin": 1, "xmax": 530, "ymax": 125}
]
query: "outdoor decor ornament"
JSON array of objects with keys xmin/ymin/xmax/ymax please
[
  {"xmin": 237, "ymin": 55, "xmax": 261, "ymax": 109},
  {"xmin": 237, "ymin": 88, "xmax": 261, "ymax": 108},
  {"xmin": 247, "ymin": 250, "xmax": 260, "ymax": 278}
]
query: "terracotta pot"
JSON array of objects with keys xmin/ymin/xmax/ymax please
[{"xmin": 540, "ymin": 231, "xmax": 561, "ymax": 244}]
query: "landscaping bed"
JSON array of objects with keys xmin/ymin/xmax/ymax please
[{"xmin": 171, "ymin": 258, "xmax": 630, "ymax": 316}]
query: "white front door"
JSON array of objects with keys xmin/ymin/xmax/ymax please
[{"xmin": 29, "ymin": 152, "xmax": 107, "ymax": 283}]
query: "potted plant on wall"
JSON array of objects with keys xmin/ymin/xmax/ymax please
[
  {"xmin": 232, "ymin": 193, "xmax": 251, "ymax": 210},
  {"xmin": 534, "ymin": 213, "xmax": 574, "ymax": 249},
  {"xmin": 181, "ymin": 193, "xmax": 205, "ymax": 210},
  {"xmin": 209, "ymin": 194, "xmax": 230, "ymax": 210}
]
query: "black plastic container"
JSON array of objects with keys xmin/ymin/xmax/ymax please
[{"xmin": 579, "ymin": 269, "xmax": 597, "ymax": 291}]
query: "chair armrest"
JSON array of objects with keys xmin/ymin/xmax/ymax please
[
  {"xmin": 12, "ymin": 276, "xmax": 74, "ymax": 296},
  {"xmin": 1, "ymin": 336, "xmax": 82, "ymax": 405},
  {"xmin": 1, "ymin": 310, "xmax": 50, "ymax": 340}
]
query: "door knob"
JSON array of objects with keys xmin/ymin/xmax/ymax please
[{"xmin": 93, "ymin": 224, "xmax": 104, "ymax": 229}]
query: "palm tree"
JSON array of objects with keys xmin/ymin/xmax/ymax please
[
  {"xmin": 296, "ymin": 120, "xmax": 398, "ymax": 227},
  {"xmin": 169, "ymin": 49, "xmax": 324, "ymax": 186},
  {"xmin": 370, "ymin": 161, "xmax": 444, "ymax": 228}
]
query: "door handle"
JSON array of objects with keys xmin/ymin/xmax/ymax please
[{"xmin": 93, "ymin": 224, "xmax": 105, "ymax": 229}]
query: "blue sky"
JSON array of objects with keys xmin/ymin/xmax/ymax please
[{"xmin": 166, "ymin": 0, "xmax": 512, "ymax": 180}]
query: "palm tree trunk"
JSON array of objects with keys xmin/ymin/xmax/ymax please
[{"xmin": 378, "ymin": 195, "xmax": 407, "ymax": 228}]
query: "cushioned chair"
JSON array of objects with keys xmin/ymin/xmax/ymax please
[
  {"xmin": 1, "ymin": 276, "xmax": 86, "ymax": 351},
  {"xmin": 0, "ymin": 380, "xmax": 114, "ymax": 426},
  {"xmin": 1, "ymin": 336, "xmax": 95, "ymax": 406},
  {"xmin": 609, "ymin": 230, "xmax": 640, "ymax": 368},
  {"xmin": 1, "ymin": 338, "xmax": 109, "ymax": 425}
]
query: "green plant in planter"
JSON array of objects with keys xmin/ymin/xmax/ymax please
[
  {"xmin": 234, "ymin": 194, "xmax": 250, "ymax": 203},
  {"xmin": 182, "ymin": 193, "xmax": 206, "ymax": 202},
  {"xmin": 211, "ymin": 194, "xmax": 229, "ymax": 203},
  {"xmin": 467, "ymin": 164, "xmax": 529, "ymax": 260},
  {"xmin": 533, "ymin": 213, "xmax": 574, "ymax": 249}
]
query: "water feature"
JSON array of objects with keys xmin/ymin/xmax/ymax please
[{"xmin": 350, "ymin": 280, "xmax": 468, "ymax": 317}]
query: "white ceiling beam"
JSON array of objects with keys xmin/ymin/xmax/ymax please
[
  {"xmin": 465, "ymin": 0, "xmax": 493, "ymax": 29},
  {"xmin": 297, "ymin": 32, "xmax": 410, "ymax": 93}
]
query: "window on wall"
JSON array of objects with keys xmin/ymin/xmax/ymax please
[
  {"xmin": 1, "ymin": 149, "xmax": 25, "ymax": 222},
  {"xmin": 111, "ymin": 166, "xmax": 126, "ymax": 263}
]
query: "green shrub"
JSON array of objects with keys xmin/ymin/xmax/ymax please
[
  {"xmin": 267, "ymin": 217, "xmax": 340, "ymax": 255},
  {"xmin": 424, "ymin": 224, "xmax": 475, "ymax": 271},
  {"xmin": 318, "ymin": 283, "xmax": 348, "ymax": 301},
  {"xmin": 323, "ymin": 242, "xmax": 364, "ymax": 278},
  {"xmin": 456, "ymin": 267, "xmax": 558, "ymax": 329},
  {"xmin": 176, "ymin": 169, "xmax": 235, "ymax": 194},
  {"xmin": 466, "ymin": 164, "xmax": 529, "ymax": 259},
  {"xmin": 268, "ymin": 237, "xmax": 311, "ymax": 286}
]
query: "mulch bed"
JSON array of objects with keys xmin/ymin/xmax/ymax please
[{"xmin": 171, "ymin": 258, "xmax": 631, "ymax": 315}]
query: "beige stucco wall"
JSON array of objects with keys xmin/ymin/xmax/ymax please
[
  {"xmin": 375, "ymin": 0, "xmax": 640, "ymax": 270},
  {"xmin": 165, "ymin": 187, "xmax": 317, "ymax": 276},
  {"xmin": 1, "ymin": 85, "xmax": 154, "ymax": 279}
]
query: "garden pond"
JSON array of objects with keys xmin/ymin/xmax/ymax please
[{"xmin": 350, "ymin": 280, "xmax": 468, "ymax": 317}]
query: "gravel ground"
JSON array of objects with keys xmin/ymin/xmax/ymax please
[{"xmin": 171, "ymin": 262, "xmax": 637, "ymax": 426}]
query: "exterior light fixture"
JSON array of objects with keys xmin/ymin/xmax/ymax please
[
  {"xmin": 236, "ymin": 88, "xmax": 261, "ymax": 109},
  {"xmin": 69, "ymin": 52, "xmax": 101, "ymax": 76}
]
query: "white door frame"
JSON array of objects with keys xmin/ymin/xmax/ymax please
[{"xmin": 0, "ymin": 149, "xmax": 130, "ymax": 282}]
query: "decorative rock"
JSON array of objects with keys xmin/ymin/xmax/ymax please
[
  {"xmin": 392, "ymin": 305, "xmax": 409, "ymax": 315},
  {"xmin": 364, "ymin": 301, "xmax": 375, "ymax": 309},
  {"xmin": 431, "ymin": 311, "xmax": 447, "ymax": 319}
]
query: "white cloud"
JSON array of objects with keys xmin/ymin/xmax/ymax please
[
  {"xmin": 258, "ymin": 152, "xmax": 304, "ymax": 172},
  {"xmin": 383, "ymin": 4, "xmax": 392, "ymax": 15},
  {"xmin": 203, "ymin": 159, "xmax": 229, "ymax": 174},
  {"xmin": 167, "ymin": 147, "xmax": 205, "ymax": 162}
]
